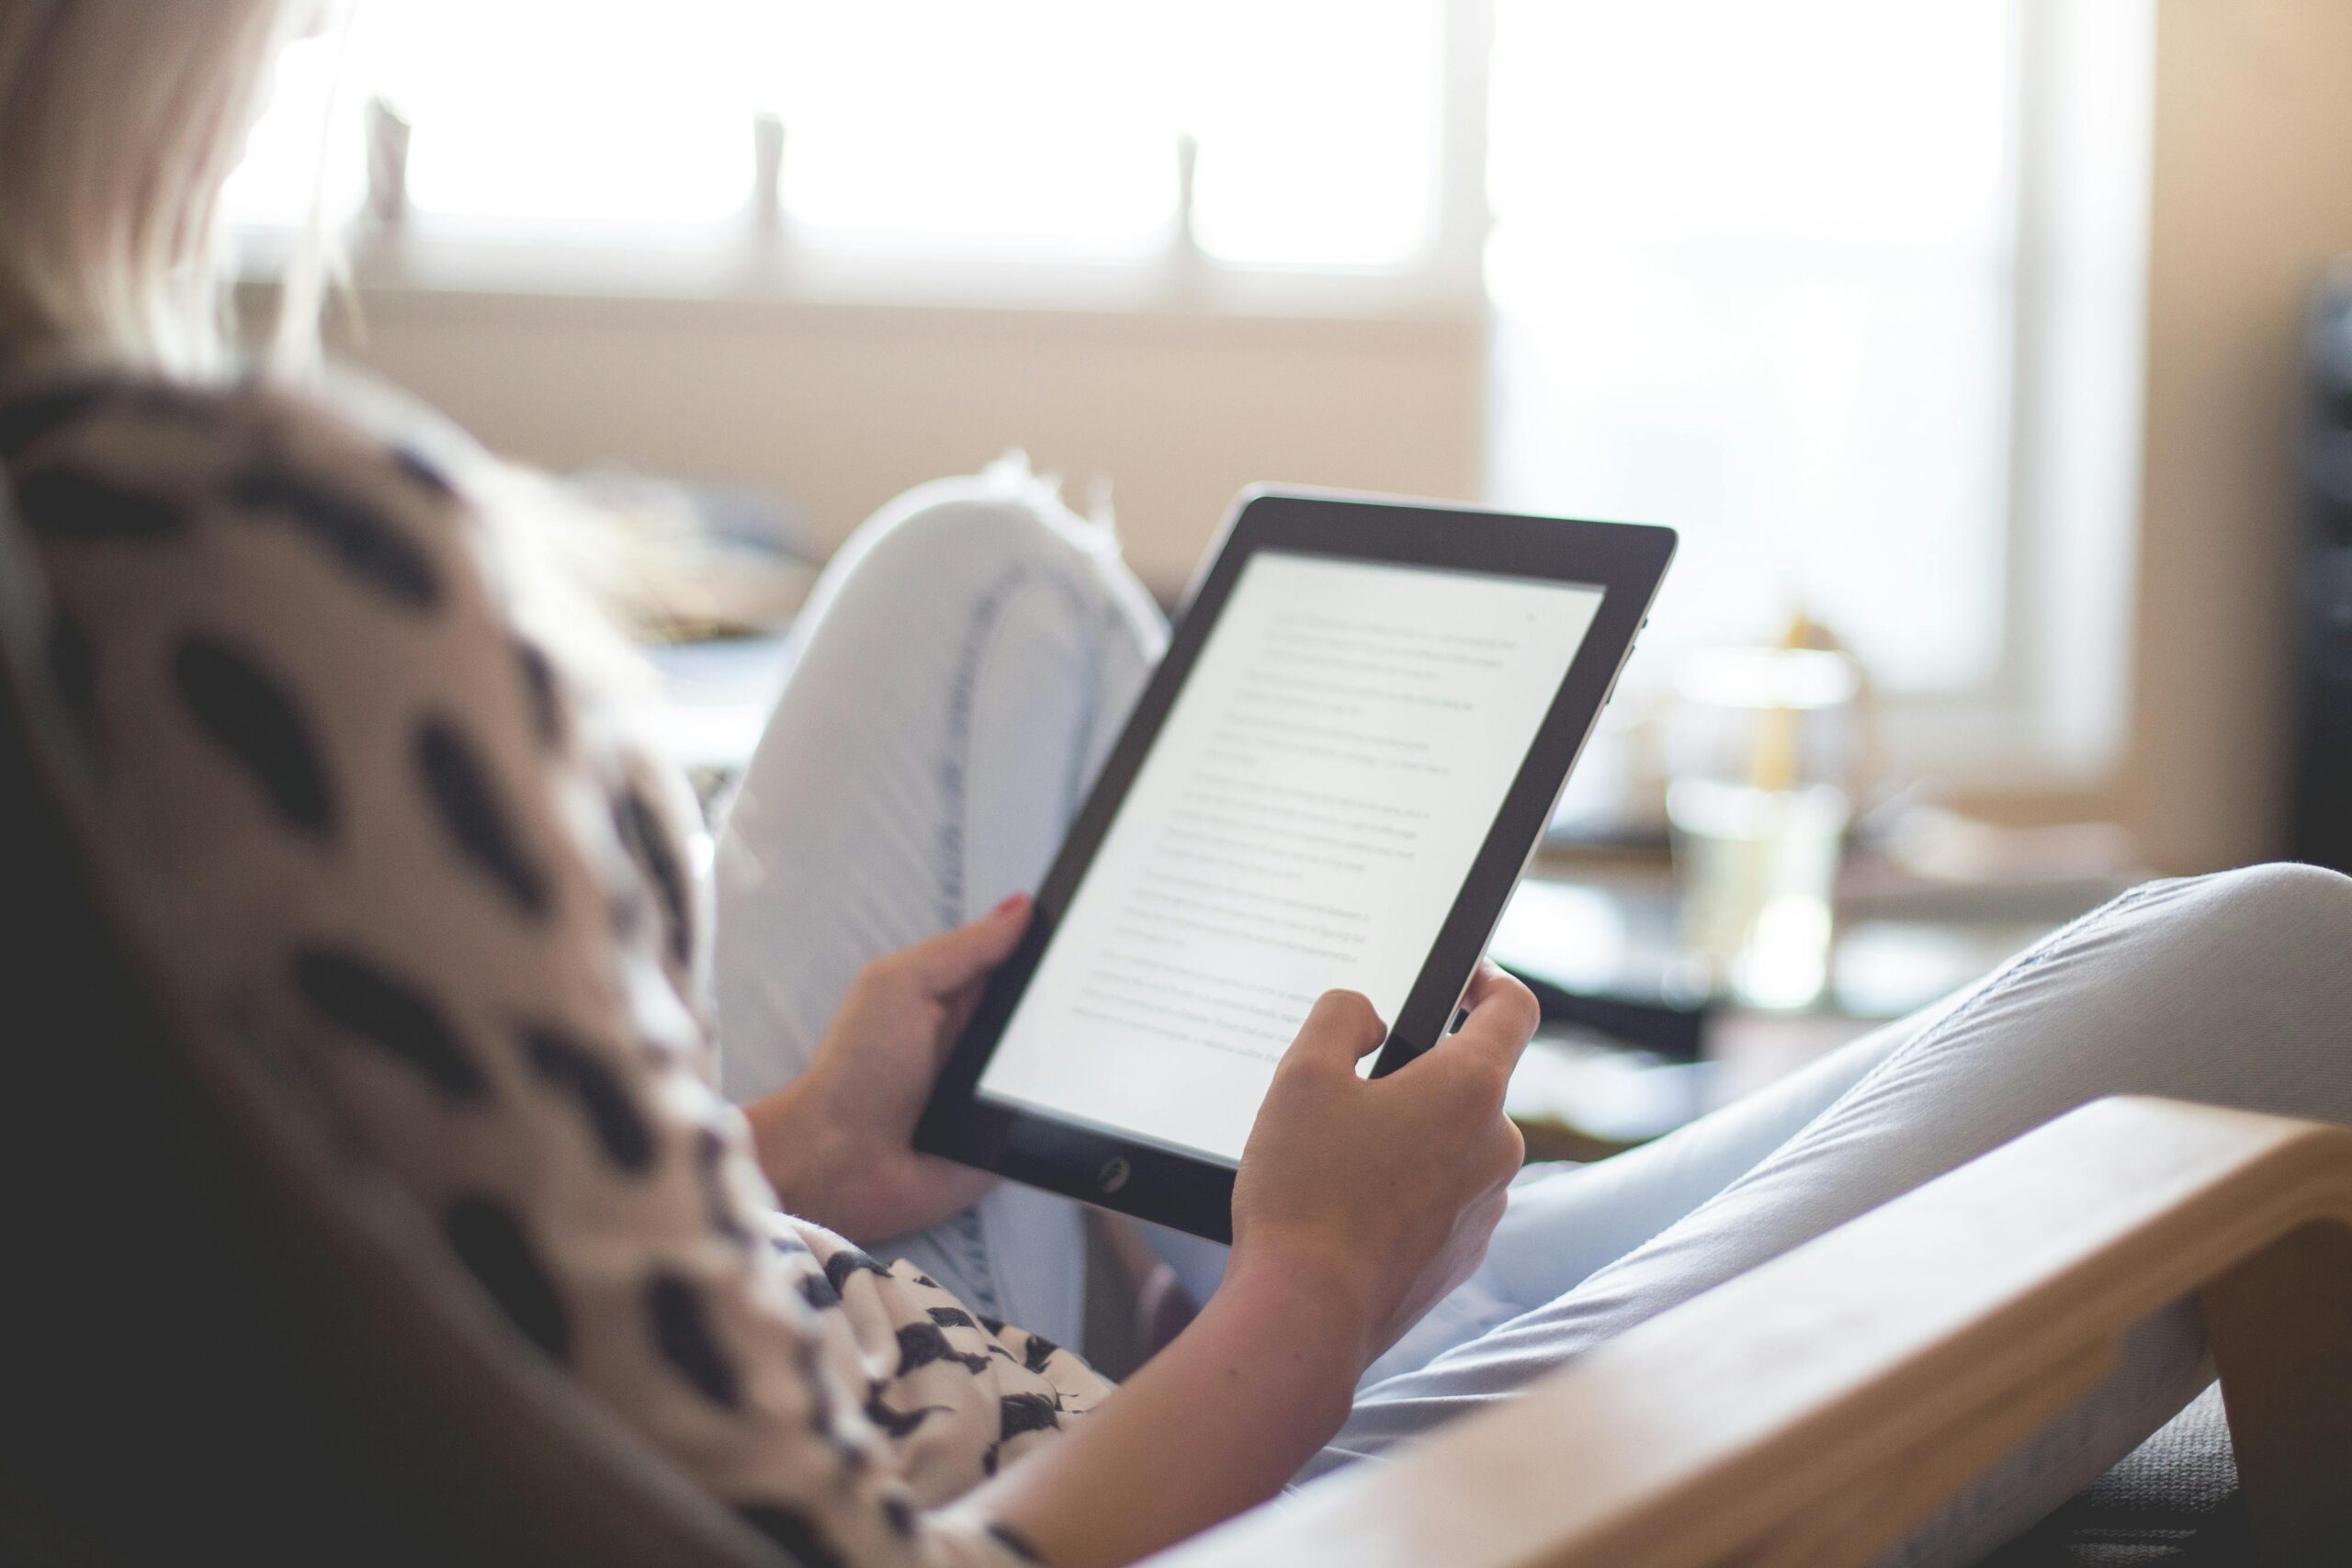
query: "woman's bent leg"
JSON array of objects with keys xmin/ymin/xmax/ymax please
[
  {"xmin": 714, "ymin": 459, "xmax": 1165, "ymax": 1347},
  {"xmin": 1317, "ymin": 863, "xmax": 2352, "ymax": 1564},
  {"xmin": 1355, "ymin": 991, "xmax": 1955, "ymax": 1384}
]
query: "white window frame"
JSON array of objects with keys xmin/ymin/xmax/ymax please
[
  {"xmin": 1860, "ymin": 0, "xmax": 2154, "ymax": 792},
  {"xmin": 1518, "ymin": 0, "xmax": 2152, "ymax": 797},
  {"xmin": 234, "ymin": 0, "xmax": 2151, "ymax": 796},
  {"xmin": 236, "ymin": 2, "xmax": 1497, "ymax": 325}
]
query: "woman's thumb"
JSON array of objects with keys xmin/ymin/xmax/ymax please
[
  {"xmin": 901, "ymin": 893, "xmax": 1032, "ymax": 994},
  {"xmin": 1286, "ymin": 989, "xmax": 1387, "ymax": 1068}
]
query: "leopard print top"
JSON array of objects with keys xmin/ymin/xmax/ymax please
[{"xmin": 0, "ymin": 356, "xmax": 1112, "ymax": 1568}]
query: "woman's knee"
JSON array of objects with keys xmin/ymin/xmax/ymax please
[
  {"xmin": 1871, "ymin": 861, "xmax": 2352, "ymax": 1114},
  {"xmin": 860, "ymin": 485, "xmax": 1069, "ymax": 580},
  {"xmin": 797, "ymin": 465, "xmax": 1168, "ymax": 755},
  {"xmin": 2148, "ymin": 861, "xmax": 2352, "ymax": 957},
  {"xmin": 825, "ymin": 461, "xmax": 1152, "ymax": 638},
  {"xmin": 2226, "ymin": 858, "xmax": 2352, "ymax": 919},
  {"xmin": 2051, "ymin": 862, "xmax": 2352, "ymax": 1016},
  {"xmin": 2064, "ymin": 862, "xmax": 2352, "ymax": 1101}
]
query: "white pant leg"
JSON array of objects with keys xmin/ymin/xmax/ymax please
[
  {"xmin": 713, "ymin": 461, "xmax": 1165, "ymax": 1348},
  {"xmin": 1356, "ymin": 987, "xmax": 1963, "ymax": 1386},
  {"xmin": 1315, "ymin": 863, "xmax": 2352, "ymax": 1567},
  {"xmin": 1143, "ymin": 920, "xmax": 1953, "ymax": 1359}
]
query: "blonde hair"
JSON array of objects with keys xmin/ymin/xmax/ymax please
[
  {"xmin": 0, "ymin": 2, "xmax": 671, "ymax": 674},
  {"xmin": 0, "ymin": 0, "xmax": 313, "ymax": 376}
]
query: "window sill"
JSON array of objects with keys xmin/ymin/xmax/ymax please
[{"xmin": 233, "ymin": 225, "xmax": 1489, "ymax": 337}]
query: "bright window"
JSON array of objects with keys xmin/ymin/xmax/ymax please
[
  {"xmin": 220, "ymin": 29, "xmax": 367, "ymax": 230},
  {"xmin": 224, "ymin": 0, "xmax": 1447, "ymax": 268},
  {"xmin": 225, "ymin": 0, "xmax": 2066, "ymax": 718},
  {"xmin": 1485, "ymin": 0, "xmax": 2019, "ymax": 694}
]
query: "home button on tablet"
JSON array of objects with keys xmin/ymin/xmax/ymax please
[{"xmin": 1096, "ymin": 1156, "xmax": 1132, "ymax": 1194}]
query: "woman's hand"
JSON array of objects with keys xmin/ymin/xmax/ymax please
[
  {"xmin": 745, "ymin": 895, "xmax": 1032, "ymax": 1242},
  {"xmin": 976, "ymin": 962, "xmax": 1541, "ymax": 1568},
  {"xmin": 1229, "ymin": 963, "xmax": 1540, "ymax": 1371}
]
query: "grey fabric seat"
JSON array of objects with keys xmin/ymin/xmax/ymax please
[
  {"xmin": 0, "ymin": 604, "xmax": 2255, "ymax": 1565},
  {"xmin": 1985, "ymin": 1386, "xmax": 2253, "ymax": 1566}
]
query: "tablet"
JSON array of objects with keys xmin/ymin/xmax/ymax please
[{"xmin": 915, "ymin": 490, "xmax": 1674, "ymax": 1241}]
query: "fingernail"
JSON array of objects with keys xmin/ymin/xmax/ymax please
[{"xmin": 993, "ymin": 893, "xmax": 1029, "ymax": 918}]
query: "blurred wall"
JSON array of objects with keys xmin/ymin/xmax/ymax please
[
  {"xmin": 2127, "ymin": 0, "xmax": 2352, "ymax": 871},
  {"xmin": 329, "ymin": 289, "xmax": 1482, "ymax": 597}
]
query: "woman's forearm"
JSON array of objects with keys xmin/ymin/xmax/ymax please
[
  {"xmin": 745, "ymin": 1075, "xmax": 858, "ymax": 1231},
  {"xmin": 967, "ymin": 1254, "xmax": 1367, "ymax": 1568}
]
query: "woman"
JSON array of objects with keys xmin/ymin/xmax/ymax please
[{"xmin": 3, "ymin": 5, "xmax": 2347, "ymax": 1566}]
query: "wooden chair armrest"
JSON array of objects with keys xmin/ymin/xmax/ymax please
[{"xmin": 1145, "ymin": 1096, "xmax": 2352, "ymax": 1568}]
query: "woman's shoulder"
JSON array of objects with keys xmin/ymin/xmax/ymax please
[
  {"xmin": 0, "ymin": 351, "xmax": 710, "ymax": 1000},
  {"xmin": 0, "ymin": 356, "xmax": 478, "ymax": 554}
]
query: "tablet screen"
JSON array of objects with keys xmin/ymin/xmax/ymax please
[{"xmin": 975, "ymin": 550, "xmax": 1606, "ymax": 1164}]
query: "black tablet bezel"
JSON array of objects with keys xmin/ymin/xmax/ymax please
[{"xmin": 914, "ymin": 489, "xmax": 1675, "ymax": 1242}]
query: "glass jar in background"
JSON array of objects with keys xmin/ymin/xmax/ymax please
[{"xmin": 1667, "ymin": 645, "xmax": 1860, "ymax": 1010}]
